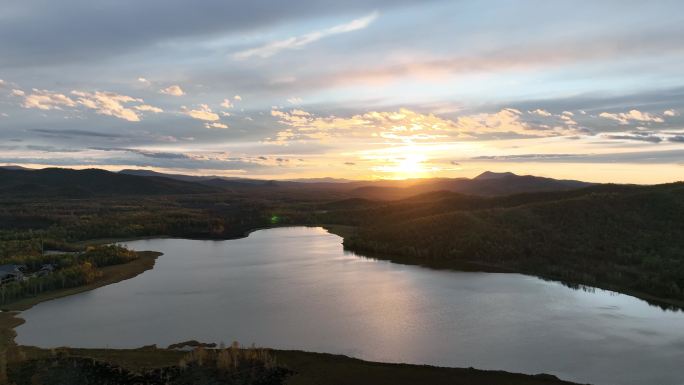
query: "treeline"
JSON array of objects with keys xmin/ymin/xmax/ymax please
[
  {"xmin": 8, "ymin": 343, "xmax": 290, "ymax": 385},
  {"xmin": 0, "ymin": 195, "xmax": 279, "ymax": 253},
  {"xmin": 0, "ymin": 245, "xmax": 139, "ymax": 306},
  {"xmin": 323, "ymin": 183, "xmax": 684, "ymax": 307}
]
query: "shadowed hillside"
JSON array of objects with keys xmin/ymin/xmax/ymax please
[
  {"xmin": 0, "ymin": 168, "xmax": 220, "ymax": 198},
  {"xmin": 321, "ymin": 182, "xmax": 684, "ymax": 308}
]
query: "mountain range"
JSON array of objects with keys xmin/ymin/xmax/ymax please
[{"xmin": 0, "ymin": 166, "xmax": 596, "ymax": 199}]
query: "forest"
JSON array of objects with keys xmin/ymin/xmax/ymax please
[
  {"xmin": 0, "ymin": 245, "xmax": 141, "ymax": 306},
  {"xmin": 1, "ymin": 168, "xmax": 683, "ymax": 309},
  {"xmin": 319, "ymin": 182, "xmax": 684, "ymax": 308}
]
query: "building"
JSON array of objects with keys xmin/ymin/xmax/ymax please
[{"xmin": 0, "ymin": 265, "xmax": 25, "ymax": 284}]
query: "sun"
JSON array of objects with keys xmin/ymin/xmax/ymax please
[{"xmin": 396, "ymin": 153, "xmax": 428, "ymax": 179}]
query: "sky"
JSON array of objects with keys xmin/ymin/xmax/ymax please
[{"xmin": 1, "ymin": 0, "xmax": 683, "ymax": 183}]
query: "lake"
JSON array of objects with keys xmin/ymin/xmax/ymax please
[{"xmin": 15, "ymin": 227, "xmax": 684, "ymax": 385}]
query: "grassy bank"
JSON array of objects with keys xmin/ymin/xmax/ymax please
[{"xmin": 11, "ymin": 346, "xmax": 578, "ymax": 385}]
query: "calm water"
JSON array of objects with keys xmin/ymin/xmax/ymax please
[{"xmin": 16, "ymin": 227, "xmax": 684, "ymax": 385}]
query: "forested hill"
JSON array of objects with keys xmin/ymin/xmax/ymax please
[
  {"xmin": 0, "ymin": 167, "xmax": 595, "ymax": 200},
  {"xmin": 320, "ymin": 182, "xmax": 684, "ymax": 308},
  {"xmin": 0, "ymin": 168, "xmax": 220, "ymax": 198}
]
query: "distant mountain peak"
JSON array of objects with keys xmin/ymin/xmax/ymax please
[
  {"xmin": 474, "ymin": 171, "xmax": 517, "ymax": 180},
  {"xmin": 0, "ymin": 165, "xmax": 33, "ymax": 171}
]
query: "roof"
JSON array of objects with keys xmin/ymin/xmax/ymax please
[{"xmin": 0, "ymin": 265, "xmax": 23, "ymax": 274}]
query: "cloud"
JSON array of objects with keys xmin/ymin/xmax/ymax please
[
  {"xmin": 664, "ymin": 109, "xmax": 679, "ymax": 117},
  {"xmin": 560, "ymin": 113, "xmax": 578, "ymax": 127},
  {"xmin": 183, "ymin": 104, "xmax": 219, "ymax": 121},
  {"xmin": 160, "ymin": 85, "xmax": 185, "ymax": 96},
  {"xmin": 599, "ymin": 109, "xmax": 664, "ymax": 125},
  {"xmin": 20, "ymin": 88, "xmax": 158, "ymax": 122},
  {"xmin": 233, "ymin": 11, "xmax": 378, "ymax": 59},
  {"xmin": 603, "ymin": 132, "xmax": 663, "ymax": 143},
  {"xmin": 30, "ymin": 128, "xmax": 122, "ymax": 138},
  {"xmin": 138, "ymin": 77, "xmax": 151, "ymax": 86},
  {"xmin": 669, "ymin": 136, "xmax": 684, "ymax": 143},
  {"xmin": 0, "ymin": 0, "xmax": 431, "ymax": 66},
  {"xmin": 472, "ymin": 149, "xmax": 684, "ymax": 164},
  {"xmin": 91, "ymin": 147, "xmax": 193, "ymax": 160},
  {"xmin": 204, "ymin": 122, "xmax": 229, "ymax": 129},
  {"xmin": 220, "ymin": 98, "xmax": 234, "ymax": 109},
  {"xmin": 287, "ymin": 97, "xmax": 303, "ymax": 104},
  {"xmin": 529, "ymin": 109, "xmax": 552, "ymax": 117},
  {"xmin": 22, "ymin": 89, "xmax": 77, "ymax": 110},
  {"xmin": 455, "ymin": 108, "xmax": 570, "ymax": 137},
  {"xmin": 269, "ymin": 107, "xmax": 462, "ymax": 144},
  {"xmin": 71, "ymin": 90, "xmax": 143, "ymax": 122},
  {"xmin": 268, "ymin": 107, "xmax": 576, "ymax": 145},
  {"xmin": 134, "ymin": 104, "xmax": 163, "ymax": 113},
  {"xmin": 234, "ymin": 95, "xmax": 242, "ymax": 101}
]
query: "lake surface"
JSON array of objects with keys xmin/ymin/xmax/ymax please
[{"xmin": 16, "ymin": 227, "xmax": 684, "ymax": 385}]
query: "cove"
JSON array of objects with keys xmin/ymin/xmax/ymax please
[{"xmin": 15, "ymin": 227, "xmax": 684, "ymax": 385}]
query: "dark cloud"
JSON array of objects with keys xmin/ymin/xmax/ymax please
[
  {"xmin": 90, "ymin": 147, "xmax": 192, "ymax": 160},
  {"xmin": 669, "ymin": 136, "xmax": 684, "ymax": 143},
  {"xmin": 471, "ymin": 150, "xmax": 684, "ymax": 164},
  {"xmin": 25, "ymin": 145, "xmax": 82, "ymax": 153},
  {"xmin": 605, "ymin": 133, "xmax": 663, "ymax": 143},
  {"xmin": 0, "ymin": 0, "xmax": 441, "ymax": 66},
  {"xmin": 30, "ymin": 128, "xmax": 122, "ymax": 138}
]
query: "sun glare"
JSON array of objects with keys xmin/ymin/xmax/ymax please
[
  {"xmin": 396, "ymin": 153, "xmax": 428, "ymax": 178},
  {"xmin": 369, "ymin": 151, "xmax": 430, "ymax": 179}
]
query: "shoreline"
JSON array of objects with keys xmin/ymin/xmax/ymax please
[
  {"xmin": 0, "ymin": 232, "xmax": 581, "ymax": 384},
  {"xmin": 0, "ymin": 250, "xmax": 161, "ymax": 352},
  {"xmin": 82, "ymin": 225, "xmax": 684, "ymax": 312}
]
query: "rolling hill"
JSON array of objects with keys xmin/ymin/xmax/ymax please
[
  {"xmin": 321, "ymin": 182, "xmax": 684, "ymax": 308},
  {"xmin": 0, "ymin": 168, "xmax": 220, "ymax": 198}
]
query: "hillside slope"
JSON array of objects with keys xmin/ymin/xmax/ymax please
[
  {"xmin": 0, "ymin": 168, "xmax": 219, "ymax": 198},
  {"xmin": 323, "ymin": 183, "xmax": 684, "ymax": 308}
]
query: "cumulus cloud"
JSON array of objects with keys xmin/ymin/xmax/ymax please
[
  {"xmin": 19, "ymin": 87, "xmax": 159, "ymax": 122},
  {"xmin": 22, "ymin": 89, "xmax": 77, "ymax": 110},
  {"xmin": 233, "ymin": 11, "xmax": 378, "ymax": 59},
  {"xmin": 664, "ymin": 109, "xmax": 679, "ymax": 117},
  {"xmin": 560, "ymin": 113, "xmax": 578, "ymax": 127},
  {"xmin": 160, "ymin": 85, "xmax": 185, "ymax": 96},
  {"xmin": 220, "ymin": 98, "xmax": 234, "ymax": 109},
  {"xmin": 268, "ymin": 107, "xmax": 575, "ymax": 145},
  {"xmin": 234, "ymin": 95, "xmax": 242, "ymax": 101},
  {"xmin": 138, "ymin": 77, "xmax": 151, "ymax": 86},
  {"xmin": 71, "ymin": 91, "xmax": 144, "ymax": 122},
  {"xmin": 205, "ymin": 122, "xmax": 229, "ymax": 129},
  {"xmin": 134, "ymin": 104, "xmax": 164, "ymax": 113},
  {"xmin": 270, "ymin": 107, "xmax": 458, "ymax": 143},
  {"xmin": 455, "ymin": 108, "xmax": 570, "ymax": 137},
  {"xmin": 529, "ymin": 109, "xmax": 552, "ymax": 117},
  {"xmin": 599, "ymin": 109, "xmax": 664, "ymax": 125},
  {"xmin": 183, "ymin": 104, "xmax": 219, "ymax": 121}
]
